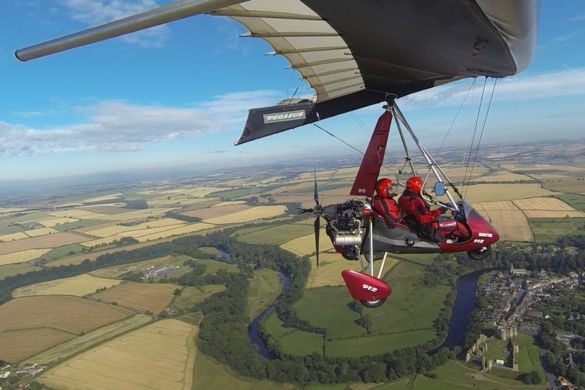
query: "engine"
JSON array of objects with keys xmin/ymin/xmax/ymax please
[{"xmin": 323, "ymin": 200, "xmax": 367, "ymax": 249}]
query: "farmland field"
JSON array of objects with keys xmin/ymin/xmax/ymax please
[
  {"xmin": 40, "ymin": 319, "xmax": 196, "ymax": 390},
  {"xmin": 24, "ymin": 314, "xmax": 152, "ymax": 365},
  {"xmin": 529, "ymin": 218, "xmax": 585, "ymax": 242},
  {"xmin": 0, "ymin": 232, "xmax": 90, "ymax": 256},
  {"xmin": 203, "ymin": 205, "xmax": 286, "ymax": 224},
  {"xmin": 280, "ymin": 228, "xmax": 334, "ymax": 257},
  {"xmin": 0, "ymin": 328, "xmax": 76, "ymax": 363},
  {"xmin": 180, "ymin": 203, "xmax": 250, "ymax": 220},
  {"xmin": 463, "ymin": 183, "xmax": 556, "ymax": 203},
  {"xmin": 171, "ymin": 285, "xmax": 226, "ymax": 311},
  {"xmin": 235, "ymin": 221, "xmax": 312, "ymax": 246},
  {"xmin": 0, "ymin": 248, "xmax": 51, "ymax": 266},
  {"xmin": 0, "ymin": 262, "xmax": 40, "ymax": 280},
  {"xmin": 0, "ymin": 296, "xmax": 134, "ymax": 362},
  {"xmin": 12, "ymin": 274, "xmax": 122, "ymax": 298},
  {"xmin": 91, "ymin": 282, "xmax": 176, "ymax": 313}
]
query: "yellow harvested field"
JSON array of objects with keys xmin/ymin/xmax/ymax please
[
  {"xmin": 0, "ymin": 328, "xmax": 75, "ymax": 363},
  {"xmin": 97, "ymin": 208, "xmax": 174, "ymax": 221},
  {"xmin": 85, "ymin": 218, "xmax": 186, "ymax": 238},
  {"xmin": 0, "ymin": 232, "xmax": 90, "ymax": 256},
  {"xmin": 502, "ymin": 164, "xmax": 585, "ymax": 173},
  {"xmin": 25, "ymin": 314, "xmax": 152, "ymax": 366},
  {"xmin": 81, "ymin": 193, "xmax": 123, "ymax": 203},
  {"xmin": 80, "ymin": 236, "xmax": 119, "ymax": 248},
  {"xmin": 0, "ymin": 207, "xmax": 24, "ymax": 213},
  {"xmin": 475, "ymin": 201, "xmax": 519, "ymax": 212},
  {"xmin": 12, "ymin": 274, "xmax": 122, "ymax": 298},
  {"xmin": 472, "ymin": 172, "xmax": 534, "ymax": 182},
  {"xmin": 0, "ymin": 249, "xmax": 51, "ymax": 266},
  {"xmin": 50, "ymin": 209, "xmax": 107, "ymax": 219},
  {"xmin": 133, "ymin": 223, "xmax": 214, "ymax": 242},
  {"xmin": 181, "ymin": 204, "xmax": 250, "ymax": 219},
  {"xmin": 0, "ymin": 231, "xmax": 29, "ymax": 242},
  {"xmin": 158, "ymin": 186, "xmax": 224, "ymax": 196},
  {"xmin": 474, "ymin": 202, "xmax": 532, "ymax": 241},
  {"xmin": 463, "ymin": 183, "xmax": 557, "ymax": 203},
  {"xmin": 514, "ymin": 197, "xmax": 575, "ymax": 210},
  {"xmin": 212, "ymin": 200, "xmax": 246, "ymax": 207},
  {"xmin": 24, "ymin": 227, "xmax": 59, "ymax": 237},
  {"xmin": 147, "ymin": 197, "xmax": 215, "ymax": 207},
  {"xmin": 204, "ymin": 205, "xmax": 286, "ymax": 224},
  {"xmin": 39, "ymin": 217, "xmax": 80, "ymax": 227},
  {"xmin": 281, "ymin": 229, "xmax": 334, "ymax": 258},
  {"xmin": 91, "ymin": 282, "xmax": 176, "ymax": 313},
  {"xmin": 40, "ymin": 319, "xmax": 196, "ymax": 390},
  {"xmin": 510, "ymin": 197, "xmax": 585, "ymax": 218}
]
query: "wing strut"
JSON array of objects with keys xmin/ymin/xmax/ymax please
[{"xmin": 15, "ymin": 0, "xmax": 247, "ymax": 61}]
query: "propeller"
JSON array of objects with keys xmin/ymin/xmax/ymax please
[{"xmin": 298, "ymin": 170, "xmax": 322, "ymax": 266}]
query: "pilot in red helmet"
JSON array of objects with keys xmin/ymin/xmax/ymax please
[
  {"xmin": 399, "ymin": 176, "xmax": 469, "ymax": 242},
  {"xmin": 372, "ymin": 178, "xmax": 402, "ymax": 225}
]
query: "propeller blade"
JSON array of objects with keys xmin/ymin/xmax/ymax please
[
  {"xmin": 314, "ymin": 216, "xmax": 320, "ymax": 267},
  {"xmin": 313, "ymin": 170, "xmax": 320, "ymax": 206}
]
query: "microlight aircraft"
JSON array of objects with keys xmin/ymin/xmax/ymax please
[{"xmin": 15, "ymin": 0, "xmax": 538, "ymax": 307}]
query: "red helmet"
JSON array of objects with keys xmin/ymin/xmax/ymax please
[
  {"xmin": 375, "ymin": 178, "xmax": 393, "ymax": 198},
  {"xmin": 406, "ymin": 176, "xmax": 423, "ymax": 193}
]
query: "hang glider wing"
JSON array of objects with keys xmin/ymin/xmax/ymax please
[{"xmin": 15, "ymin": 0, "xmax": 538, "ymax": 144}]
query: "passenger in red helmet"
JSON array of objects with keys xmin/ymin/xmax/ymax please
[
  {"xmin": 372, "ymin": 178, "xmax": 401, "ymax": 225},
  {"xmin": 399, "ymin": 176, "xmax": 469, "ymax": 242},
  {"xmin": 399, "ymin": 176, "xmax": 442, "ymax": 225}
]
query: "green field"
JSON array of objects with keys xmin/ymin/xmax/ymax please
[
  {"xmin": 192, "ymin": 342, "xmax": 294, "ymax": 390},
  {"xmin": 171, "ymin": 285, "xmax": 226, "ymax": 311},
  {"xmin": 293, "ymin": 285, "xmax": 365, "ymax": 338},
  {"xmin": 0, "ymin": 225, "xmax": 25, "ymax": 235},
  {"xmin": 53, "ymin": 219, "xmax": 106, "ymax": 232},
  {"xmin": 44, "ymin": 244, "xmax": 86, "ymax": 260},
  {"xmin": 263, "ymin": 312, "xmax": 323, "ymax": 356},
  {"xmin": 528, "ymin": 217, "xmax": 585, "ymax": 242},
  {"xmin": 326, "ymin": 328, "xmax": 437, "ymax": 357},
  {"xmin": 290, "ymin": 260, "xmax": 450, "ymax": 356},
  {"xmin": 0, "ymin": 262, "xmax": 40, "ymax": 280},
  {"xmin": 556, "ymin": 193, "xmax": 585, "ymax": 210},
  {"xmin": 484, "ymin": 338, "xmax": 508, "ymax": 361},
  {"xmin": 208, "ymin": 187, "xmax": 271, "ymax": 201},
  {"xmin": 516, "ymin": 333, "xmax": 546, "ymax": 378},
  {"xmin": 234, "ymin": 222, "xmax": 312, "ymax": 246},
  {"xmin": 247, "ymin": 269, "xmax": 282, "ymax": 318}
]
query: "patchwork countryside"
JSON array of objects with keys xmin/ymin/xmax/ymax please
[{"xmin": 1, "ymin": 140, "xmax": 585, "ymax": 389}]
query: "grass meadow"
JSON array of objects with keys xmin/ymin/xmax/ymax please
[
  {"xmin": 529, "ymin": 217, "xmax": 585, "ymax": 242},
  {"xmin": 246, "ymin": 269, "xmax": 282, "ymax": 319},
  {"xmin": 263, "ymin": 312, "xmax": 324, "ymax": 356}
]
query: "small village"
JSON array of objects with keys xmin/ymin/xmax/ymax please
[{"xmin": 466, "ymin": 263, "xmax": 584, "ymax": 389}]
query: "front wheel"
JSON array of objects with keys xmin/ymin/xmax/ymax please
[
  {"xmin": 360, "ymin": 298, "xmax": 387, "ymax": 308},
  {"xmin": 468, "ymin": 246, "xmax": 491, "ymax": 260}
]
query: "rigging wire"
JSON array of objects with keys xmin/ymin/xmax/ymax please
[
  {"xmin": 462, "ymin": 77, "xmax": 488, "ymax": 195},
  {"xmin": 467, "ymin": 78, "xmax": 498, "ymax": 187},
  {"xmin": 436, "ymin": 77, "xmax": 478, "ymax": 155},
  {"xmin": 313, "ymin": 123, "xmax": 365, "ymax": 155}
]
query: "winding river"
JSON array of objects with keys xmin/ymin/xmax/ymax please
[
  {"xmin": 248, "ymin": 270, "xmax": 482, "ymax": 357},
  {"xmin": 248, "ymin": 272, "xmax": 290, "ymax": 359}
]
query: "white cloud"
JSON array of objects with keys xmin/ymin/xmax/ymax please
[
  {"xmin": 399, "ymin": 68, "xmax": 585, "ymax": 110},
  {"xmin": 0, "ymin": 90, "xmax": 281, "ymax": 157},
  {"xmin": 61, "ymin": 0, "xmax": 169, "ymax": 47}
]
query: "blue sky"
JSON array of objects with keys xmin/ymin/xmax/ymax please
[{"xmin": 0, "ymin": 1, "xmax": 584, "ymax": 182}]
